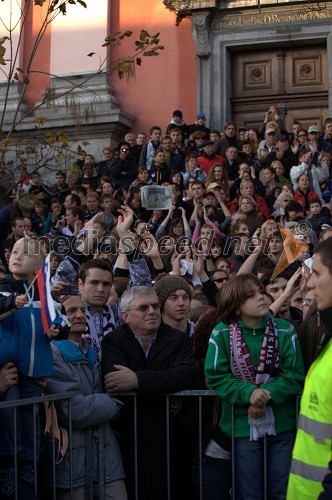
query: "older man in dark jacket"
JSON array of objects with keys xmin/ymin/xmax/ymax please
[{"xmin": 101, "ymin": 285, "xmax": 198, "ymax": 500}]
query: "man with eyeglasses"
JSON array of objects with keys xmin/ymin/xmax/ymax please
[{"xmin": 101, "ymin": 285, "xmax": 198, "ymax": 500}]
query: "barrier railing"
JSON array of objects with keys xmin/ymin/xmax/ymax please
[{"xmin": 0, "ymin": 390, "xmax": 302, "ymax": 500}]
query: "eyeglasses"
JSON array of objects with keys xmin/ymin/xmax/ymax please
[
  {"xmin": 267, "ymin": 132, "xmax": 276, "ymax": 136},
  {"xmin": 126, "ymin": 303, "xmax": 160, "ymax": 313},
  {"xmin": 309, "ymin": 132, "xmax": 318, "ymax": 135},
  {"xmin": 213, "ymin": 277, "xmax": 229, "ymax": 283}
]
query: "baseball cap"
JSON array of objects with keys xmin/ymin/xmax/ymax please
[
  {"xmin": 308, "ymin": 125, "xmax": 320, "ymax": 134},
  {"xmin": 276, "ymin": 134, "xmax": 288, "ymax": 142},
  {"xmin": 207, "ymin": 182, "xmax": 221, "ymax": 190}
]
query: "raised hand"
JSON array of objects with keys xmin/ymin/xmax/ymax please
[{"xmin": 116, "ymin": 205, "xmax": 134, "ymax": 238}]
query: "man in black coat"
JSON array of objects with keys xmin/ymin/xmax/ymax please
[{"xmin": 101, "ymin": 286, "xmax": 198, "ymax": 500}]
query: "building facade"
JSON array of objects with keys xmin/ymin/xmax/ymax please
[
  {"xmin": 191, "ymin": 0, "xmax": 332, "ymax": 131},
  {"xmin": 1, "ymin": 0, "xmax": 332, "ymax": 161}
]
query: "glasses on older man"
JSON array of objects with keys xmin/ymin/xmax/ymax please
[{"xmin": 126, "ymin": 303, "xmax": 160, "ymax": 313}]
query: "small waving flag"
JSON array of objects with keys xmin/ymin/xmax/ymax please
[
  {"xmin": 272, "ymin": 224, "xmax": 309, "ymax": 279},
  {"xmin": 37, "ymin": 254, "xmax": 56, "ymax": 334}
]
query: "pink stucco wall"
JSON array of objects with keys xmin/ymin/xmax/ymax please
[
  {"xmin": 22, "ymin": 0, "xmax": 197, "ymax": 132},
  {"xmin": 22, "ymin": 3, "xmax": 51, "ymax": 110},
  {"xmin": 109, "ymin": 0, "xmax": 197, "ymax": 135}
]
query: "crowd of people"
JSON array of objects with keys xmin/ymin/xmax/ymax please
[{"xmin": 0, "ymin": 106, "xmax": 331, "ymax": 499}]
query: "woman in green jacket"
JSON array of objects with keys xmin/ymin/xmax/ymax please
[{"xmin": 205, "ymin": 273, "xmax": 304, "ymax": 500}]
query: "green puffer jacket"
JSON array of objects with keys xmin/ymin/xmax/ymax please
[{"xmin": 204, "ymin": 315, "xmax": 305, "ymax": 438}]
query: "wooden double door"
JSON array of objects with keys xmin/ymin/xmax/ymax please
[{"xmin": 231, "ymin": 45, "xmax": 328, "ymax": 132}]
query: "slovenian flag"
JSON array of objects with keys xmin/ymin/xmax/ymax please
[{"xmin": 37, "ymin": 254, "xmax": 56, "ymax": 334}]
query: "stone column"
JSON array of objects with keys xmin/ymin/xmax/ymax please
[
  {"xmin": 327, "ymin": 33, "xmax": 332, "ymax": 116},
  {"xmin": 192, "ymin": 12, "xmax": 211, "ymax": 122}
]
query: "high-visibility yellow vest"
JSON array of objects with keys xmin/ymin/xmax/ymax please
[{"xmin": 287, "ymin": 338, "xmax": 332, "ymax": 499}]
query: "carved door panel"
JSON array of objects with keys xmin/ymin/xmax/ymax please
[{"xmin": 231, "ymin": 46, "xmax": 328, "ymax": 132}]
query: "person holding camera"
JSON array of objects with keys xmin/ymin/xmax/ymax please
[{"xmin": 107, "ymin": 142, "xmax": 138, "ymax": 191}]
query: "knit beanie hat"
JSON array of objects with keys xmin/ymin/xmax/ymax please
[
  {"xmin": 173, "ymin": 109, "xmax": 183, "ymax": 119},
  {"xmin": 154, "ymin": 275, "xmax": 192, "ymax": 310}
]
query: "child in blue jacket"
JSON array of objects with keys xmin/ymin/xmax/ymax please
[{"xmin": 0, "ymin": 237, "xmax": 59, "ymax": 497}]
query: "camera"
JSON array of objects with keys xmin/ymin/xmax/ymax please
[{"xmin": 61, "ymin": 284, "xmax": 80, "ymax": 296}]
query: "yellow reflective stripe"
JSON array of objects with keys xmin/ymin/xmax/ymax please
[
  {"xmin": 298, "ymin": 414, "xmax": 332, "ymax": 442},
  {"xmin": 291, "ymin": 459, "xmax": 328, "ymax": 482}
]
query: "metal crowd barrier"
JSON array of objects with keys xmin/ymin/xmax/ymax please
[
  {"xmin": 0, "ymin": 390, "xmax": 302, "ymax": 500},
  {"xmin": 0, "ymin": 391, "xmax": 78, "ymax": 500}
]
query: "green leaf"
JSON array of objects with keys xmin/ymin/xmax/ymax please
[
  {"xmin": 139, "ymin": 30, "xmax": 148, "ymax": 41},
  {"xmin": 35, "ymin": 117, "xmax": 47, "ymax": 124},
  {"xmin": 135, "ymin": 41, "xmax": 145, "ymax": 49},
  {"xmin": 143, "ymin": 50, "xmax": 159, "ymax": 57}
]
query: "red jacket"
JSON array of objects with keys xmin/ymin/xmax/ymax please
[
  {"xmin": 198, "ymin": 154, "xmax": 225, "ymax": 174},
  {"xmin": 229, "ymin": 193, "xmax": 271, "ymax": 220},
  {"xmin": 294, "ymin": 189, "xmax": 317, "ymax": 210}
]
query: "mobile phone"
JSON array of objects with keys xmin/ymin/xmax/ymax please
[{"xmin": 61, "ymin": 284, "xmax": 80, "ymax": 296}]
